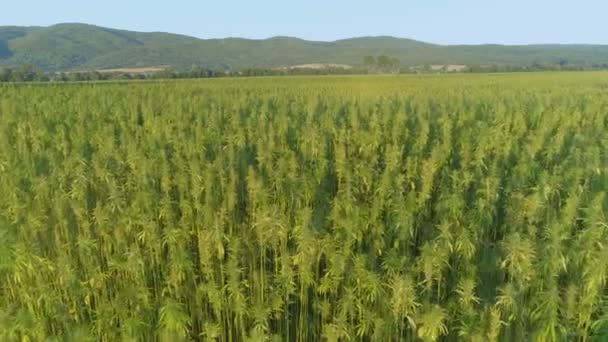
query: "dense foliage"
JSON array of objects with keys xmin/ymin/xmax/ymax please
[
  {"xmin": 3, "ymin": 23, "xmax": 608, "ymax": 71},
  {"xmin": 0, "ymin": 73, "xmax": 607, "ymax": 341},
  {"xmin": 2, "ymin": 63, "xmax": 607, "ymax": 85},
  {"xmin": 0, "ymin": 65, "xmax": 362, "ymax": 83}
]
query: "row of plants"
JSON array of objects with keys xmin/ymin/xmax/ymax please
[{"xmin": 0, "ymin": 74, "xmax": 607, "ymax": 341}]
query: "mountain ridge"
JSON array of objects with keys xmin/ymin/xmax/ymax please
[{"xmin": 1, "ymin": 23, "xmax": 608, "ymax": 71}]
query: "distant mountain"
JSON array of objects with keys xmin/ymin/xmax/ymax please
[{"xmin": 1, "ymin": 23, "xmax": 608, "ymax": 71}]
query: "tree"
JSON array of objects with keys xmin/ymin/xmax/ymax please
[
  {"xmin": 363, "ymin": 56, "xmax": 376, "ymax": 67},
  {"xmin": 189, "ymin": 64, "xmax": 211, "ymax": 78},
  {"xmin": 10, "ymin": 64, "xmax": 46, "ymax": 82},
  {"xmin": 0, "ymin": 67, "xmax": 11, "ymax": 82}
]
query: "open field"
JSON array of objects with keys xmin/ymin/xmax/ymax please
[
  {"xmin": 94, "ymin": 66, "xmax": 169, "ymax": 74},
  {"xmin": 430, "ymin": 64, "xmax": 468, "ymax": 72},
  {"xmin": 277, "ymin": 63, "xmax": 353, "ymax": 70},
  {"xmin": 0, "ymin": 73, "xmax": 607, "ymax": 341},
  {"xmin": 62, "ymin": 66, "xmax": 170, "ymax": 75}
]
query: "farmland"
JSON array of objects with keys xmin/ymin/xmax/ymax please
[{"xmin": 0, "ymin": 73, "xmax": 607, "ymax": 341}]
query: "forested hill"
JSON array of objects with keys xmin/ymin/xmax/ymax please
[{"xmin": 1, "ymin": 23, "xmax": 608, "ymax": 71}]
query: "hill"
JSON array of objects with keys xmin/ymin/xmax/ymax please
[{"xmin": 1, "ymin": 23, "xmax": 608, "ymax": 71}]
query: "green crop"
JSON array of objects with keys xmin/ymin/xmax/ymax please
[{"xmin": 0, "ymin": 73, "xmax": 607, "ymax": 341}]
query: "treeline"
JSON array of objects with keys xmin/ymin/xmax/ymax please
[
  {"xmin": 363, "ymin": 55, "xmax": 402, "ymax": 73},
  {"xmin": 0, "ymin": 65, "xmax": 372, "ymax": 82},
  {"xmin": 2, "ymin": 61, "xmax": 608, "ymax": 83},
  {"xmin": 0, "ymin": 65, "xmax": 223, "ymax": 82},
  {"xmin": 462, "ymin": 62, "xmax": 608, "ymax": 73},
  {"xmin": 0, "ymin": 65, "xmax": 362, "ymax": 82},
  {"xmin": 0, "ymin": 65, "xmax": 50, "ymax": 82}
]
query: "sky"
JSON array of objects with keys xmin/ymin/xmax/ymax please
[{"xmin": 1, "ymin": 0, "xmax": 606, "ymax": 45}]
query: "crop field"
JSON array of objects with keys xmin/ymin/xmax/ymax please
[{"xmin": 0, "ymin": 73, "xmax": 607, "ymax": 341}]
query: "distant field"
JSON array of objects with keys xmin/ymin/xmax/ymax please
[
  {"xmin": 430, "ymin": 64, "xmax": 468, "ymax": 72},
  {"xmin": 95, "ymin": 67, "xmax": 167, "ymax": 74},
  {"xmin": 277, "ymin": 63, "xmax": 353, "ymax": 70},
  {"xmin": 62, "ymin": 66, "xmax": 169, "ymax": 76},
  {"xmin": 1, "ymin": 72, "xmax": 607, "ymax": 341}
]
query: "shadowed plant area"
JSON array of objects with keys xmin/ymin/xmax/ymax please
[
  {"xmin": 0, "ymin": 41, "xmax": 11, "ymax": 59},
  {"xmin": 0, "ymin": 73, "xmax": 607, "ymax": 341}
]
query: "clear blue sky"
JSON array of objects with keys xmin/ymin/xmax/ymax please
[{"xmin": 2, "ymin": 0, "xmax": 606, "ymax": 44}]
